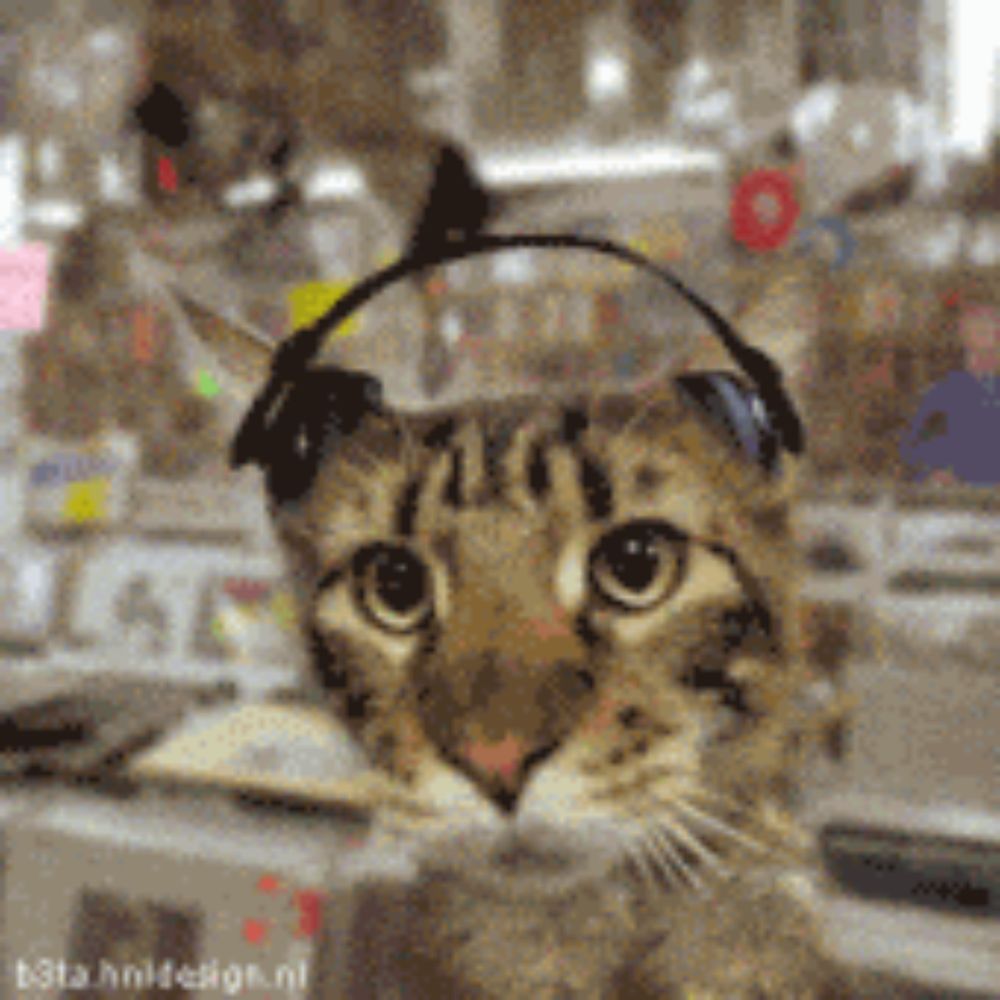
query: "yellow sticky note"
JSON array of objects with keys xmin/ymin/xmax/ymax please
[
  {"xmin": 63, "ymin": 478, "xmax": 108, "ymax": 524},
  {"xmin": 288, "ymin": 282, "xmax": 358, "ymax": 337}
]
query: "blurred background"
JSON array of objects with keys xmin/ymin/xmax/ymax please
[{"xmin": 0, "ymin": 1, "xmax": 999, "ymax": 997}]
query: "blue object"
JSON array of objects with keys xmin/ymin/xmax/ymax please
[
  {"xmin": 798, "ymin": 216, "xmax": 856, "ymax": 271},
  {"xmin": 900, "ymin": 370, "xmax": 1000, "ymax": 485},
  {"xmin": 676, "ymin": 371, "xmax": 780, "ymax": 473}
]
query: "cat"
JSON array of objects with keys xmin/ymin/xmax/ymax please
[
  {"xmin": 281, "ymin": 387, "xmax": 854, "ymax": 999},
  {"xmin": 175, "ymin": 249, "xmax": 867, "ymax": 997}
]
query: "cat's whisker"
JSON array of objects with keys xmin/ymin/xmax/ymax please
[
  {"xmin": 681, "ymin": 790, "xmax": 803, "ymax": 864},
  {"xmin": 669, "ymin": 797, "xmax": 773, "ymax": 858},
  {"xmin": 645, "ymin": 824, "xmax": 705, "ymax": 894},
  {"xmin": 657, "ymin": 813, "xmax": 733, "ymax": 881},
  {"xmin": 625, "ymin": 839, "xmax": 667, "ymax": 896},
  {"xmin": 643, "ymin": 845, "xmax": 685, "ymax": 896},
  {"xmin": 628, "ymin": 825, "xmax": 683, "ymax": 895}
]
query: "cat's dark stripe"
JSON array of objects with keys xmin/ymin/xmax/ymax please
[
  {"xmin": 396, "ymin": 478, "xmax": 424, "ymax": 537},
  {"xmin": 671, "ymin": 582, "xmax": 775, "ymax": 720},
  {"xmin": 424, "ymin": 417, "xmax": 457, "ymax": 449},
  {"xmin": 308, "ymin": 625, "xmax": 374, "ymax": 724},
  {"xmin": 574, "ymin": 611, "xmax": 602, "ymax": 650},
  {"xmin": 560, "ymin": 407, "xmax": 589, "ymax": 444},
  {"xmin": 345, "ymin": 688, "xmax": 374, "ymax": 722},
  {"xmin": 578, "ymin": 452, "xmax": 615, "ymax": 520},
  {"xmin": 307, "ymin": 625, "xmax": 349, "ymax": 690},
  {"xmin": 706, "ymin": 541, "xmax": 782, "ymax": 655},
  {"xmin": 720, "ymin": 601, "xmax": 773, "ymax": 653},
  {"xmin": 483, "ymin": 418, "xmax": 517, "ymax": 498},
  {"xmin": 680, "ymin": 658, "xmax": 755, "ymax": 718},
  {"xmin": 317, "ymin": 565, "xmax": 344, "ymax": 592},
  {"xmin": 527, "ymin": 440, "xmax": 551, "ymax": 498},
  {"xmin": 444, "ymin": 446, "xmax": 464, "ymax": 506}
]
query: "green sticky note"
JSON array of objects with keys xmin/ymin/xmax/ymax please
[{"xmin": 196, "ymin": 369, "xmax": 221, "ymax": 398}]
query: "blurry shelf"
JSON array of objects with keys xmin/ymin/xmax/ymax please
[{"xmin": 129, "ymin": 477, "xmax": 264, "ymax": 542}]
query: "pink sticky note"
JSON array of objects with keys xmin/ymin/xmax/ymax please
[{"xmin": 0, "ymin": 243, "xmax": 50, "ymax": 331}]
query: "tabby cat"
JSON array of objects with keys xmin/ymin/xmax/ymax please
[{"xmin": 187, "ymin": 264, "xmax": 860, "ymax": 998}]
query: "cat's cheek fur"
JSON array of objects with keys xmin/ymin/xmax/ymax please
[{"xmin": 553, "ymin": 539, "xmax": 589, "ymax": 614}]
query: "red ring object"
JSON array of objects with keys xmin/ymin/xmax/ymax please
[{"xmin": 730, "ymin": 170, "xmax": 800, "ymax": 252}]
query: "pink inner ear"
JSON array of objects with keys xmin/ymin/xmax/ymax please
[{"xmin": 459, "ymin": 734, "xmax": 527, "ymax": 785}]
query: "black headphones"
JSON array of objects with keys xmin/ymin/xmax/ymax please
[{"xmin": 231, "ymin": 232, "xmax": 804, "ymax": 504}]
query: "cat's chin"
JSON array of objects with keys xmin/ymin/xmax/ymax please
[{"xmin": 419, "ymin": 824, "xmax": 618, "ymax": 899}]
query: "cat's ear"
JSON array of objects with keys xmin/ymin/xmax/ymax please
[
  {"xmin": 683, "ymin": 260, "xmax": 815, "ymax": 396},
  {"xmin": 159, "ymin": 283, "xmax": 276, "ymax": 420},
  {"xmin": 731, "ymin": 262, "xmax": 816, "ymax": 398},
  {"xmin": 673, "ymin": 261, "xmax": 812, "ymax": 485},
  {"xmin": 132, "ymin": 237, "xmax": 277, "ymax": 408}
]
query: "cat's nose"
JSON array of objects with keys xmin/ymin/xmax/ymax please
[
  {"xmin": 461, "ymin": 733, "xmax": 526, "ymax": 785},
  {"xmin": 456, "ymin": 733, "xmax": 556, "ymax": 813}
]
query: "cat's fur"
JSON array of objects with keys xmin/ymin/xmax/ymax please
[
  {"xmin": 270, "ymin": 381, "xmax": 851, "ymax": 997},
  {"xmin": 186, "ymin": 264, "xmax": 862, "ymax": 997}
]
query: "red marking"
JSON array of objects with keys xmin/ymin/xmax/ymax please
[
  {"xmin": 242, "ymin": 918, "xmax": 269, "ymax": 946},
  {"xmin": 941, "ymin": 289, "xmax": 962, "ymax": 308},
  {"xmin": 132, "ymin": 305, "xmax": 156, "ymax": 364},
  {"xmin": 460, "ymin": 734, "xmax": 527, "ymax": 785},
  {"xmin": 157, "ymin": 156, "xmax": 178, "ymax": 194},
  {"xmin": 730, "ymin": 169, "xmax": 800, "ymax": 253},
  {"xmin": 256, "ymin": 874, "xmax": 282, "ymax": 894},
  {"xmin": 527, "ymin": 605, "xmax": 571, "ymax": 640},
  {"xmin": 293, "ymin": 890, "xmax": 325, "ymax": 939},
  {"xmin": 223, "ymin": 578, "xmax": 271, "ymax": 603}
]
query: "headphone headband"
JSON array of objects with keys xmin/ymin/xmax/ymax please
[{"xmin": 232, "ymin": 233, "xmax": 804, "ymax": 477}]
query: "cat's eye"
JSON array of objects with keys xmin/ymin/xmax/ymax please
[
  {"xmin": 590, "ymin": 520, "xmax": 687, "ymax": 611},
  {"xmin": 353, "ymin": 544, "xmax": 432, "ymax": 633}
]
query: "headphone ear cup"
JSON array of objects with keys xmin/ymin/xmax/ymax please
[
  {"xmin": 240, "ymin": 368, "xmax": 383, "ymax": 504},
  {"xmin": 674, "ymin": 371, "xmax": 782, "ymax": 474}
]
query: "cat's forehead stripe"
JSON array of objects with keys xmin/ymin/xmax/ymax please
[
  {"xmin": 576, "ymin": 451, "xmax": 614, "ymax": 521},
  {"xmin": 395, "ymin": 478, "xmax": 423, "ymax": 537}
]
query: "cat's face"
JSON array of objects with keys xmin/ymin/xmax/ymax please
[{"xmin": 273, "ymin": 379, "xmax": 804, "ymax": 894}]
